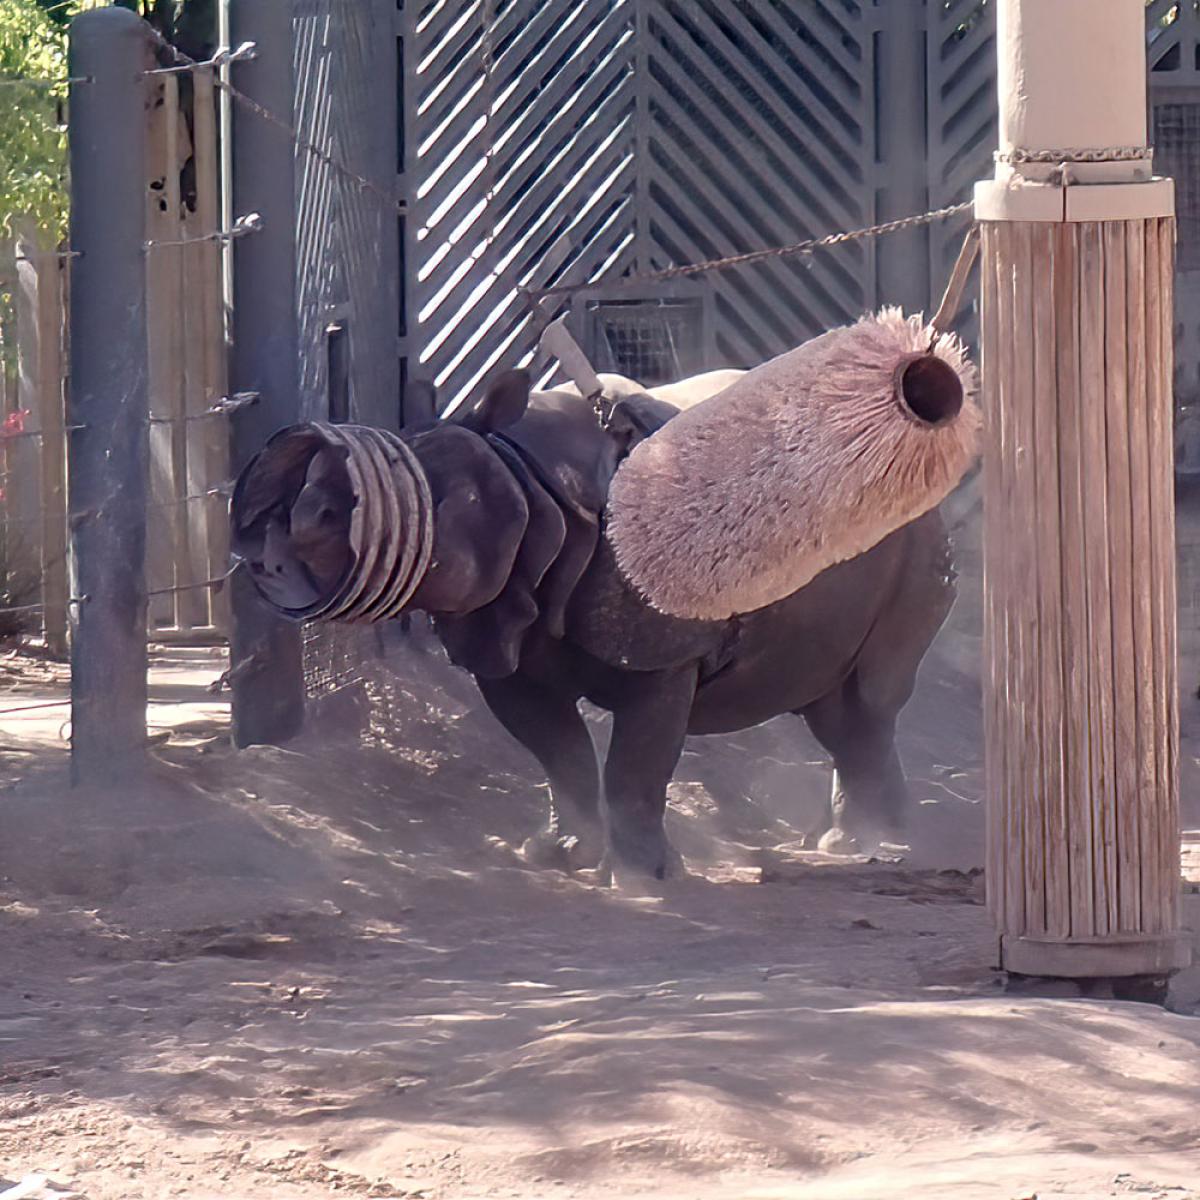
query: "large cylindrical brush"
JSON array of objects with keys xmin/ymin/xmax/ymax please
[{"xmin": 605, "ymin": 307, "xmax": 981, "ymax": 621}]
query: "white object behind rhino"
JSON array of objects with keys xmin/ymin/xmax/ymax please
[
  {"xmin": 553, "ymin": 369, "xmax": 746, "ymax": 411},
  {"xmin": 605, "ymin": 308, "xmax": 981, "ymax": 621}
]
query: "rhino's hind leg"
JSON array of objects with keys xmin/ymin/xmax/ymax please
[
  {"xmin": 803, "ymin": 513, "xmax": 956, "ymax": 855},
  {"xmin": 602, "ymin": 666, "xmax": 698, "ymax": 881},
  {"xmin": 476, "ymin": 675, "xmax": 604, "ymax": 871},
  {"xmin": 800, "ymin": 686, "xmax": 911, "ymax": 856}
]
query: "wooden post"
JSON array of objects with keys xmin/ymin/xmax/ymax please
[
  {"xmin": 145, "ymin": 73, "xmax": 180, "ymax": 632},
  {"xmin": 14, "ymin": 224, "xmax": 68, "ymax": 658},
  {"xmin": 192, "ymin": 66, "xmax": 232, "ymax": 634},
  {"xmin": 11, "ymin": 235, "xmax": 44, "ymax": 619},
  {"xmin": 163, "ymin": 73, "xmax": 207, "ymax": 633},
  {"xmin": 978, "ymin": 0, "xmax": 1190, "ymax": 980}
]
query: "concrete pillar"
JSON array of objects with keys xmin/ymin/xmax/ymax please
[{"xmin": 67, "ymin": 7, "xmax": 151, "ymax": 782}]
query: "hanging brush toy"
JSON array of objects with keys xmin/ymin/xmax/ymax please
[{"xmin": 604, "ymin": 234, "xmax": 982, "ymax": 621}]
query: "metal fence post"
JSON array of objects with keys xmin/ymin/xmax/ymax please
[
  {"xmin": 67, "ymin": 8, "xmax": 152, "ymax": 783},
  {"xmin": 227, "ymin": 0, "xmax": 306, "ymax": 747}
]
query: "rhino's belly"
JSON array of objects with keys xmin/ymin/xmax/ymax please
[{"xmin": 686, "ymin": 531, "xmax": 908, "ymax": 735}]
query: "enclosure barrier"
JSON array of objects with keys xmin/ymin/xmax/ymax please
[
  {"xmin": 67, "ymin": 8, "xmax": 151, "ymax": 781},
  {"xmin": 978, "ymin": 0, "xmax": 1190, "ymax": 979},
  {"xmin": 53, "ymin": 8, "xmax": 246, "ymax": 778}
]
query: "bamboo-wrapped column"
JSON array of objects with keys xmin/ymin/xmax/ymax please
[{"xmin": 978, "ymin": 0, "xmax": 1190, "ymax": 979}]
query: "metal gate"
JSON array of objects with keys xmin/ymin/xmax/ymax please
[{"xmin": 400, "ymin": 0, "xmax": 999, "ymax": 409}]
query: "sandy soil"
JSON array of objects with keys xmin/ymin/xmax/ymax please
[{"xmin": 2, "ymin": 606, "xmax": 1200, "ymax": 1200}]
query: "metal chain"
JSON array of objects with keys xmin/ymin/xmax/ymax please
[
  {"xmin": 521, "ymin": 201, "xmax": 975, "ymax": 301},
  {"xmin": 997, "ymin": 146, "xmax": 1153, "ymax": 163}
]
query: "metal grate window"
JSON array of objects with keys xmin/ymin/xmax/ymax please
[{"xmin": 587, "ymin": 298, "xmax": 704, "ymax": 385}]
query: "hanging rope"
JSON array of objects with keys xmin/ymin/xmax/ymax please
[{"xmin": 931, "ymin": 224, "xmax": 982, "ymax": 335}]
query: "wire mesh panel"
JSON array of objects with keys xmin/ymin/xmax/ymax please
[
  {"xmin": 587, "ymin": 297, "xmax": 705, "ymax": 384},
  {"xmin": 303, "ymin": 620, "xmax": 381, "ymax": 701},
  {"xmin": 293, "ymin": 0, "xmax": 399, "ymax": 430}
]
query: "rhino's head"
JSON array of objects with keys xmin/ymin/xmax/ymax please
[{"xmin": 231, "ymin": 370, "xmax": 539, "ymax": 622}]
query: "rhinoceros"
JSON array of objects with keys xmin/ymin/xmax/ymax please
[{"xmin": 233, "ymin": 368, "xmax": 959, "ymax": 880}]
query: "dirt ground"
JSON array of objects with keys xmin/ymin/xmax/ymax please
[{"xmin": 3, "ymin": 560, "xmax": 1200, "ymax": 1199}]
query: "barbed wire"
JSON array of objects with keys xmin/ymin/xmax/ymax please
[
  {"xmin": 144, "ymin": 212, "xmax": 263, "ymax": 251},
  {"xmin": 0, "ymin": 690, "xmax": 230, "ymax": 719},
  {"xmin": 0, "ymin": 698, "xmax": 71, "ymax": 717},
  {"xmin": 13, "ymin": 249, "xmax": 79, "ymax": 264},
  {"xmin": 142, "ymin": 26, "xmax": 409, "ymax": 217},
  {"xmin": 0, "ymin": 394, "xmax": 256, "ymax": 447},
  {"xmin": 146, "ymin": 41, "xmax": 257, "ymax": 77},
  {"xmin": 0, "ymin": 75, "xmax": 87, "ymax": 88},
  {"xmin": 0, "ymin": 490, "xmax": 230, "ymax": 542},
  {"xmin": 0, "ymin": 563, "xmax": 240, "ymax": 625}
]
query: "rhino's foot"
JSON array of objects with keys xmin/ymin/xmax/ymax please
[
  {"xmin": 816, "ymin": 826, "xmax": 859, "ymax": 856},
  {"xmin": 817, "ymin": 825, "xmax": 909, "ymax": 860},
  {"xmin": 520, "ymin": 825, "xmax": 605, "ymax": 874},
  {"xmin": 604, "ymin": 824, "xmax": 687, "ymax": 884}
]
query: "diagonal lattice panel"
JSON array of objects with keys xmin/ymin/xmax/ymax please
[
  {"xmin": 1147, "ymin": 0, "xmax": 1200, "ymax": 80},
  {"xmin": 640, "ymin": 0, "xmax": 872, "ymax": 369},
  {"xmin": 407, "ymin": 0, "xmax": 636, "ymax": 412}
]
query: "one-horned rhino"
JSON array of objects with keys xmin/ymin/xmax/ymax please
[{"xmin": 233, "ymin": 369, "xmax": 959, "ymax": 880}]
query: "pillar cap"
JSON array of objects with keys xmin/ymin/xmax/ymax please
[{"xmin": 974, "ymin": 177, "xmax": 1176, "ymax": 223}]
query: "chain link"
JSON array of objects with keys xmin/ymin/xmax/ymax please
[
  {"xmin": 996, "ymin": 146, "xmax": 1153, "ymax": 164},
  {"xmin": 521, "ymin": 201, "xmax": 975, "ymax": 301}
]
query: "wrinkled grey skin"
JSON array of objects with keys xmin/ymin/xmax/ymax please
[{"xmin": 254, "ymin": 370, "xmax": 957, "ymax": 881}]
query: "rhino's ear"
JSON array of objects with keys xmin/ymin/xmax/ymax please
[
  {"xmin": 461, "ymin": 369, "xmax": 530, "ymax": 434},
  {"xmin": 403, "ymin": 379, "xmax": 439, "ymax": 429}
]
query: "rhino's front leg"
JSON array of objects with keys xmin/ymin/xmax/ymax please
[
  {"xmin": 603, "ymin": 665, "xmax": 698, "ymax": 880},
  {"xmin": 477, "ymin": 674, "xmax": 604, "ymax": 870}
]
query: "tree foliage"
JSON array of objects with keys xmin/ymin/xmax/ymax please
[
  {"xmin": 0, "ymin": 0, "xmax": 213, "ymax": 245},
  {"xmin": 0, "ymin": 0, "xmax": 69, "ymax": 244}
]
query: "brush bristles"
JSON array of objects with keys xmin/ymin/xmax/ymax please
[{"xmin": 605, "ymin": 307, "xmax": 981, "ymax": 620}]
